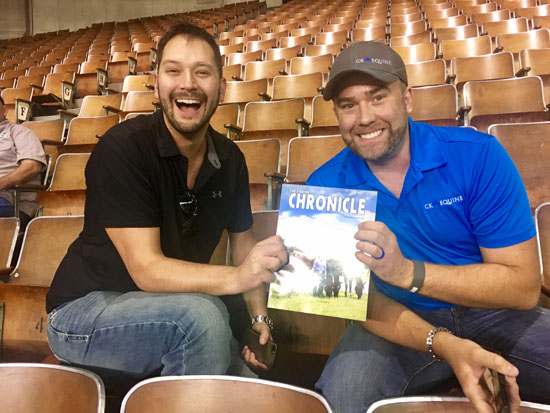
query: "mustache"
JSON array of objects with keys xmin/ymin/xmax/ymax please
[{"xmin": 169, "ymin": 91, "xmax": 207, "ymax": 102}]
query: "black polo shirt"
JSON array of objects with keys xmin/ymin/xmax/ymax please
[{"xmin": 46, "ymin": 111, "xmax": 252, "ymax": 313}]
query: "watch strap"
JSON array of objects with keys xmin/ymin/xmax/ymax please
[{"xmin": 408, "ymin": 260, "xmax": 425, "ymax": 293}]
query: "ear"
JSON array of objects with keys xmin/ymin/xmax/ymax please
[{"xmin": 403, "ymin": 86, "xmax": 413, "ymax": 115}]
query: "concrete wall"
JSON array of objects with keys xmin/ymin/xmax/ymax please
[
  {"xmin": 0, "ymin": 0, "xmax": 27, "ymax": 39},
  {"xmin": 0, "ymin": 0, "xmax": 282, "ymax": 39}
]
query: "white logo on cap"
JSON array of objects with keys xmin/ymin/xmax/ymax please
[{"xmin": 356, "ymin": 57, "xmax": 392, "ymax": 65}]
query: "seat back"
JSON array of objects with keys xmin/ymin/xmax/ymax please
[
  {"xmin": 242, "ymin": 98, "xmax": 305, "ymax": 132},
  {"xmin": 463, "ymin": 76, "xmax": 549, "ymax": 132},
  {"xmin": 495, "ymin": 28, "xmax": 550, "ymax": 55},
  {"xmin": 366, "ymin": 396, "xmax": 550, "ymax": 412},
  {"xmin": 472, "ymin": 9, "xmax": 511, "ymax": 25},
  {"xmin": 390, "ymin": 31, "xmax": 433, "ymax": 46},
  {"xmin": 406, "ymin": 59, "xmax": 447, "ymax": 87},
  {"xmin": 482, "ymin": 17, "xmax": 529, "ymax": 37},
  {"xmin": 351, "ymin": 26, "xmax": 388, "ymax": 42},
  {"xmin": 10, "ymin": 215, "xmax": 84, "ymax": 286},
  {"xmin": 266, "ymin": 45, "xmax": 302, "ymax": 62},
  {"xmin": 121, "ymin": 74, "xmax": 155, "ymax": 93},
  {"xmin": 121, "ymin": 375, "xmax": 333, "ymax": 413},
  {"xmin": 310, "ymin": 95, "xmax": 340, "ymax": 135},
  {"xmin": 222, "ymin": 78, "xmax": 268, "ymax": 105},
  {"xmin": 244, "ymin": 59, "xmax": 286, "ymax": 81},
  {"xmin": 439, "ymin": 36, "xmax": 493, "ymax": 62},
  {"xmin": 23, "ymin": 118, "xmax": 65, "ymax": 145},
  {"xmin": 0, "ymin": 217, "xmax": 19, "ymax": 268},
  {"xmin": 235, "ymin": 138, "xmax": 281, "ymax": 183},
  {"xmin": 451, "ymin": 52, "xmax": 515, "ymax": 90},
  {"xmin": 393, "ymin": 42, "xmax": 437, "ymax": 63},
  {"xmin": 79, "ymin": 93, "xmax": 122, "ymax": 117},
  {"xmin": 429, "ymin": 14, "xmax": 469, "ymax": 29},
  {"xmin": 122, "ymin": 90, "xmax": 156, "ymax": 112},
  {"xmin": 289, "ymin": 54, "xmax": 333, "ymax": 75},
  {"xmin": 314, "ymin": 30, "xmax": 349, "ymax": 45},
  {"xmin": 286, "ymin": 136, "xmax": 346, "ymax": 183},
  {"xmin": 489, "ymin": 122, "xmax": 550, "ymax": 210},
  {"xmin": 210, "ymin": 103, "xmax": 240, "ymax": 134},
  {"xmin": 45, "ymin": 152, "xmax": 89, "ymax": 195},
  {"xmin": 433, "ymin": 24, "xmax": 479, "ymax": 42},
  {"xmin": 0, "ymin": 363, "xmax": 105, "ymax": 413},
  {"xmin": 64, "ymin": 115, "xmax": 119, "ymax": 147},
  {"xmin": 410, "ymin": 84, "xmax": 459, "ymax": 126},
  {"xmin": 390, "ymin": 20, "xmax": 428, "ymax": 37},
  {"xmin": 536, "ymin": 202, "xmax": 550, "ymax": 299}
]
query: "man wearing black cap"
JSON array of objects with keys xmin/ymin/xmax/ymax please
[{"xmin": 308, "ymin": 41, "xmax": 550, "ymax": 413}]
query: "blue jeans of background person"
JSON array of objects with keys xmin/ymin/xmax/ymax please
[
  {"xmin": 0, "ymin": 197, "xmax": 32, "ymax": 229},
  {"xmin": 316, "ymin": 306, "xmax": 550, "ymax": 413},
  {"xmin": 47, "ymin": 290, "xmax": 241, "ymax": 391}
]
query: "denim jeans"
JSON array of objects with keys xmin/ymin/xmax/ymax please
[
  {"xmin": 316, "ymin": 306, "xmax": 550, "ymax": 413},
  {"xmin": 47, "ymin": 290, "xmax": 254, "ymax": 391}
]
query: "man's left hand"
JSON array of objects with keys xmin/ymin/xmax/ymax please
[{"xmin": 355, "ymin": 221, "xmax": 413, "ymax": 289}]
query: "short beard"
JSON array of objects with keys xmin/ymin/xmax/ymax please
[
  {"xmin": 345, "ymin": 121, "xmax": 408, "ymax": 163},
  {"xmin": 160, "ymin": 89, "xmax": 220, "ymax": 136}
]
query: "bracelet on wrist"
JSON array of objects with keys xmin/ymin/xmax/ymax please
[
  {"xmin": 426, "ymin": 327, "xmax": 451, "ymax": 362},
  {"xmin": 251, "ymin": 315, "xmax": 274, "ymax": 330}
]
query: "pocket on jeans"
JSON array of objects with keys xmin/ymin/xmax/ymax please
[{"xmin": 47, "ymin": 322, "xmax": 91, "ymax": 342}]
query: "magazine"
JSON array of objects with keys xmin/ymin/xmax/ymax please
[{"xmin": 268, "ymin": 184, "xmax": 378, "ymax": 321}]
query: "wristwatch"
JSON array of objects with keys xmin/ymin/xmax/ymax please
[{"xmin": 251, "ymin": 315, "xmax": 274, "ymax": 330}]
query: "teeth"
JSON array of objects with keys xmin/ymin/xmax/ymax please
[
  {"xmin": 360, "ymin": 130, "xmax": 382, "ymax": 140},
  {"xmin": 176, "ymin": 99, "xmax": 200, "ymax": 105}
]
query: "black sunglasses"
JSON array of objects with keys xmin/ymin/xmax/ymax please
[{"xmin": 179, "ymin": 190, "xmax": 198, "ymax": 238}]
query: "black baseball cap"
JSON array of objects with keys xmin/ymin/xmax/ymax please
[{"xmin": 323, "ymin": 41, "xmax": 408, "ymax": 100}]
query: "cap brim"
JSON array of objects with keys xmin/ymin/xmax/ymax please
[{"xmin": 323, "ymin": 69, "xmax": 401, "ymax": 100}]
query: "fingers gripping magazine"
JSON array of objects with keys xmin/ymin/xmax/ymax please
[{"xmin": 269, "ymin": 184, "xmax": 378, "ymax": 321}]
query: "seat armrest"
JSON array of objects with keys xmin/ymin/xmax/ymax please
[
  {"xmin": 296, "ymin": 117, "xmax": 310, "ymax": 137},
  {"xmin": 103, "ymin": 105, "xmax": 121, "ymax": 115},
  {"xmin": 259, "ymin": 92, "xmax": 272, "ymax": 101},
  {"xmin": 225, "ymin": 123, "xmax": 242, "ymax": 140},
  {"xmin": 457, "ymin": 105, "xmax": 472, "ymax": 125},
  {"xmin": 231, "ymin": 75, "xmax": 244, "ymax": 81},
  {"xmin": 446, "ymin": 74, "xmax": 456, "ymax": 84},
  {"xmin": 516, "ymin": 67, "xmax": 530, "ymax": 77},
  {"xmin": 57, "ymin": 109, "xmax": 78, "ymax": 118},
  {"xmin": 265, "ymin": 172, "xmax": 286, "ymax": 210}
]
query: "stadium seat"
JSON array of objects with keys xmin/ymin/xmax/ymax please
[
  {"xmin": 366, "ymin": 396, "xmax": 550, "ymax": 412},
  {"xmin": 0, "ymin": 363, "xmax": 105, "ymax": 412},
  {"xmin": 406, "ymin": 59, "xmax": 448, "ymax": 87},
  {"xmin": 121, "ymin": 375, "xmax": 333, "ymax": 413},
  {"xmin": 460, "ymin": 76, "xmax": 549, "ymax": 132},
  {"xmin": 235, "ymin": 138, "xmax": 281, "ymax": 210},
  {"xmin": 285, "ymin": 135, "xmax": 346, "ymax": 184},
  {"xmin": 58, "ymin": 115, "xmax": 119, "ymax": 155},
  {"xmin": 0, "ymin": 216, "xmax": 84, "ymax": 361},
  {"xmin": 410, "ymin": 84, "xmax": 459, "ymax": 126},
  {"xmin": 489, "ymin": 121, "xmax": 550, "ymax": 211},
  {"xmin": 449, "ymin": 52, "xmax": 515, "ymax": 92}
]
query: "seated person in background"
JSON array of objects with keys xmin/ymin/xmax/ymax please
[
  {"xmin": 308, "ymin": 41, "xmax": 550, "ymax": 413},
  {"xmin": 0, "ymin": 96, "xmax": 46, "ymax": 228},
  {"xmin": 46, "ymin": 22, "xmax": 287, "ymax": 388}
]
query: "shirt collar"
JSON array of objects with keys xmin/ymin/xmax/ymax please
[{"xmin": 156, "ymin": 111, "xmax": 222, "ymax": 169}]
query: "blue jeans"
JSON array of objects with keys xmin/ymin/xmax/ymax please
[
  {"xmin": 0, "ymin": 197, "xmax": 32, "ymax": 229},
  {"xmin": 316, "ymin": 306, "xmax": 550, "ymax": 413},
  {"xmin": 47, "ymin": 290, "xmax": 252, "ymax": 391}
]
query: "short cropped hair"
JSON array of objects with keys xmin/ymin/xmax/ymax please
[{"xmin": 157, "ymin": 21, "xmax": 223, "ymax": 77}]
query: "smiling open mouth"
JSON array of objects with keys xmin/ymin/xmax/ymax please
[
  {"xmin": 359, "ymin": 129, "xmax": 383, "ymax": 140},
  {"xmin": 175, "ymin": 99, "xmax": 202, "ymax": 110}
]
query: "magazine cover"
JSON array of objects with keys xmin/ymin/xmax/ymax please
[{"xmin": 268, "ymin": 184, "xmax": 378, "ymax": 321}]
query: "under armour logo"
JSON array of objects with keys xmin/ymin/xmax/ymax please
[{"xmin": 212, "ymin": 190, "xmax": 223, "ymax": 198}]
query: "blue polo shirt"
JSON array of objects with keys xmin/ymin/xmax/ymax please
[{"xmin": 307, "ymin": 119, "xmax": 535, "ymax": 310}]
